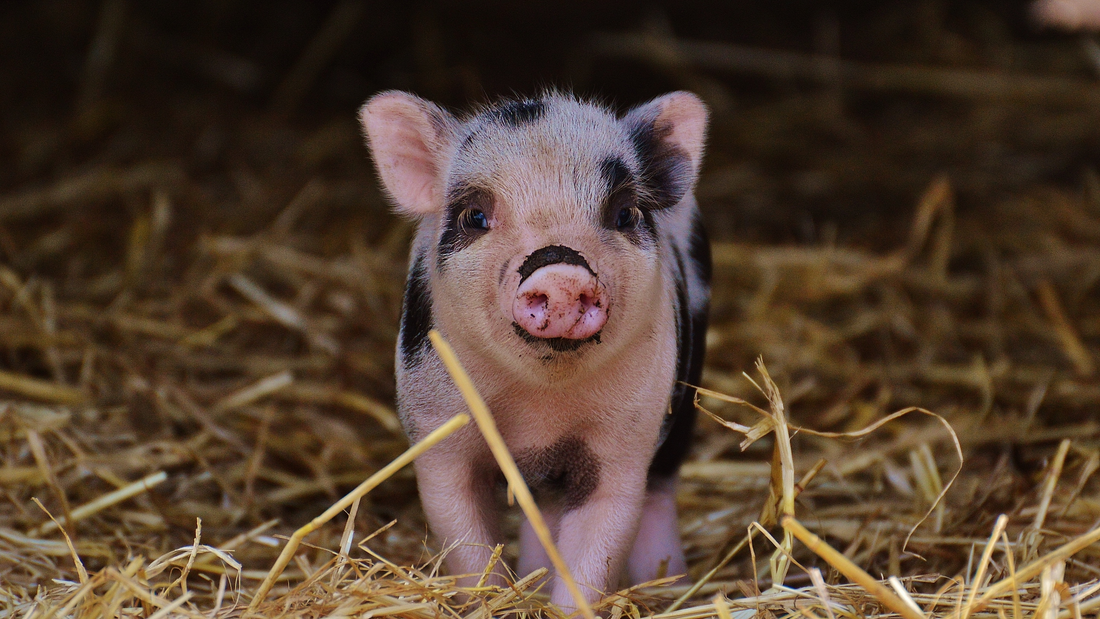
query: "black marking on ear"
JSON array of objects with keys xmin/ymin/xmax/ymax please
[
  {"xmin": 515, "ymin": 436, "xmax": 601, "ymax": 510},
  {"xmin": 438, "ymin": 185, "xmax": 491, "ymax": 268},
  {"xmin": 399, "ymin": 253, "xmax": 433, "ymax": 367},
  {"xmin": 491, "ymin": 98, "xmax": 546, "ymax": 127},
  {"xmin": 516, "ymin": 245, "xmax": 594, "ymax": 282},
  {"xmin": 512, "ymin": 322, "xmax": 602, "ymax": 353},
  {"xmin": 648, "ymin": 247, "xmax": 709, "ymax": 482},
  {"xmin": 629, "ymin": 117, "xmax": 692, "ymax": 211}
]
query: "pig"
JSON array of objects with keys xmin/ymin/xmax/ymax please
[{"xmin": 359, "ymin": 90, "xmax": 710, "ymax": 609}]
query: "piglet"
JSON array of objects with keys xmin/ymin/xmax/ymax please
[{"xmin": 359, "ymin": 90, "xmax": 711, "ymax": 609}]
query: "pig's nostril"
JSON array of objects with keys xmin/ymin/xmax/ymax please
[{"xmin": 512, "ymin": 264, "xmax": 608, "ymax": 341}]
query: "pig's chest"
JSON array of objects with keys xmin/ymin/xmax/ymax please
[
  {"xmin": 480, "ymin": 382, "xmax": 669, "ymax": 502},
  {"xmin": 460, "ymin": 307, "xmax": 680, "ymax": 471},
  {"xmin": 482, "ymin": 366, "xmax": 672, "ymax": 457},
  {"xmin": 489, "ymin": 387, "xmax": 590, "ymax": 441}
]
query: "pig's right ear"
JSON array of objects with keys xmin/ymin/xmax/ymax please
[{"xmin": 359, "ymin": 91, "xmax": 455, "ymax": 217}]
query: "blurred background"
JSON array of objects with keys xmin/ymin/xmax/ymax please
[
  {"xmin": 6, "ymin": 1, "xmax": 1098, "ymax": 243},
  {"xmin": 2, "ymin": 0, "xmax": 1099, "ymax": 599}
]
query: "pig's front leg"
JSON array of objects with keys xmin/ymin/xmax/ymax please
[
  {"xmin": 413, "ymin": 447, "xmax": 504, "ymax": 587},
  {"xmin": 627, "ymin": 477, "xmax": 687, "ymax": 584},
  {"xmin": 551, "ymin": 462, "xmax": 648, "ymax": 609},
  {"xmin": 517, "ymin": 506, "xmax": 561, "ymax": 579}
]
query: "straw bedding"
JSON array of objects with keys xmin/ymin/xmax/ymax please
[{"xmin": 0, "ymin": 2, "xmax": 1097, "ymax": 617}]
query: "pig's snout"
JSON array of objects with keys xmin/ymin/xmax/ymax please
[{"xmin": 512, "ymin": 264, "xmax": 608, "ymax": 340}]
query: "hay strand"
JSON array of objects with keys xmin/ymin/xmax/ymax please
[
  {"xmin": 0, "ymin": 369, "xmax": 85, "ymax": 404},
  {"xmin": 1036, "ymin": 281, "xmax": 1095, "ymax": 377},
  {"xmin": 31, "ymin": 470, "xmax": 167, "ymax": 536},
  {"xmin": 212, "ymin": 370, "xmax": 294, "ymax": 413},
  {"xmin": 966, "ymin": 515, "xmax": 1010, "ymax": 616}
]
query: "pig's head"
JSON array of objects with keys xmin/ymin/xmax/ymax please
[{"xmin": 360, "ymin": 91, "xmax": 707, "ymax": 380}]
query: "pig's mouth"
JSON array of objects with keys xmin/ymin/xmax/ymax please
[{"xmin": 512, "ymin": 322, "xmax": 602, "ymax": 353}]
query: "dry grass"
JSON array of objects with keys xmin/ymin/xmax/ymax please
[
  {"xmin": 1, "ymin": 174, "xmax": 1097, "ymax": 616},
  {"xmin": 2, "ymin": 2, "xmax": 1100, "ymax": 618}
]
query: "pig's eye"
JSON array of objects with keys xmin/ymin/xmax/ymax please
[
  {"xmin": 615, "ymin": 205, "xmax": 642, "ymax": 230},
  {"xmin": 459, "ymin": 208, "xmax": 490, "ymax": 231}
]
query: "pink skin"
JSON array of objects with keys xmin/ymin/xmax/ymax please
[
  {"xmin": 518, "ymin": 507, "xmax": 559, "ymax": 578},
  {"xmin": 406, "ymin": 355, "xmax": 675, "ymax": 610},
  {"xmin": 512, "ymin": 264, "xmax": 608, "ymax": 340},
  {"xmin": 551, "ymin": 478, "xmax": 645, "ymax": 608},
  {"xmin": 518, "ymin": 479, "xmax": 687, "ymax": 591},
  {"xmin": 627, "ymin": 478, "xmax": 687, "ymax": 584}
]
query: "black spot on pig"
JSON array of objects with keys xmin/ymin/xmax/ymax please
[
  {"xmin": 648, "ymin": 250, "xmax": 708, "ymax": 482},
  {"xmin": 688, "ymin": 211, "xmax": 712, "ymax": 285},
  {"xmin": 515, "ymin": 436, "xmax": 601, "ymax": 510},
  {"xmin": 600, "ymin": 156, "xmax": 657, "ymax": 244},
  {"xmin": 629, "ymin": 118, "xmax": 692, "ymax": 211},
  {"xmin": 438, "ymin": 185, "xmax": 492, "ymax": 268},
  {"xmin": 600, "ymin": 156, "xmax": 633, "ymax": 193},
  {"xmin": 490, "ymin": 98, "xmax": 545, "ymax": 127},
  {"xmin": 517, "ymin": 245, "xmax": 594, "ymax": 283},
  {"xmin": 400, "ymin": 253, "xmax": 433, "ymax": 367}
]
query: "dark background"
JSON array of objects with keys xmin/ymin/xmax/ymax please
[{"xmin": 4, "ymin": 0, "xmax": 1096, "ymax": 246}]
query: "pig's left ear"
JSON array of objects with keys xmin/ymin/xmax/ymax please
[
  {"xmin": 359, "ymin": 91, "xmax": 456, "ymax": 217},
  {"xmin": 623, "ymin": 91, "xmax": 709, "ymax": 208}
]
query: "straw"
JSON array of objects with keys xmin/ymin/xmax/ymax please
[
  {"xmin": 4, "ymin": 7, "xmax": 1100, "ymax": 617},
  {"xmin": 32, "ymin": 471, "xmax": 168, "ymax": 536},
  {"xmin": 781, "ymin": 515, "xmax": 927, "ymax": 619},
  {"xmin": 248, "ymin": 412, "xmax": 470, "ymax": 609},
  {"xmin": 0, "ymin": 369, "xmax": 85, "ymax": 404}
]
